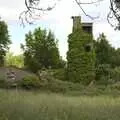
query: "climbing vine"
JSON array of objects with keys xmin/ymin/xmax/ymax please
[{"xmin": 67, "ymin": 25, "xmax": 95, "ymax": 85}]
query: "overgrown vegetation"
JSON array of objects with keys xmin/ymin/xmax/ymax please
[
  {"xmin": 1, "ymin": 11, "xmax": 120, "ymax": 120},
  {"xmin": 67, "ymin": 19, "xmax": 95, "ymax": 84},
  {"xmin": 95, "ymin": 33, "xmax": 120, "ymax": 85},
  {"xmin": 0, "ymin": 20, "xmax": 11, "ymax": 66},
  {"xmin": 21, "ymin": 28, "xmax": 64, "ymax": 73},
  {"xmin": 20, "ymin": 75, "xmax": 40, "ymax": 89},
  {"xmin": 0, "ymin": 77, "xmax": 6, "ymax": 88},
  {"xmin": 1, "ymin": 18, "xmax": 120, "ymax": 92},
  {"xmin": 5, "ymin": 52, "xmax": 24, "ymax": 68}
]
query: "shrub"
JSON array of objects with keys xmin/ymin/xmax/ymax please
[
  {"xmin": 0, "ymin": 76, "xmax": 19, "ymax": 89},
  {"xmin": 95, "ymin": 65, "xmax": 120, "ymax": 85},
  {"xmin": 36, "ymin": 69, "xmax": 84, "ymax": 93},
  {"xmin": 20, "ymin": 75, "xmax": 40, "ymax": 89},
  {"xmin": 95, "ymin": 64, "xmax": 111, "ymax": 85},
  {"xmin": 0, "ymin": 77, "xmax": 6, "ymax": 88},
  {"xmin": 48, "ymin": 69, "xmax": 66, "ymax": 81},
  {"xmin": 41, "ymin": 78, "xmax": 84, "ymax": 93},
  {"xmin": 110, "ymin": 67, "xmax": 120, "ymax": 82},
  {"xmin": 110, "ymin": 82, "xmax": 120, "ymax": 91}
]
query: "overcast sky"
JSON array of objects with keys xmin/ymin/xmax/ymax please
[{"xmin": 0, "ymin": 0, "xmax": 120, "ymax": 59}]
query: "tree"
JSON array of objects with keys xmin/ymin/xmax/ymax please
[
  {"xmin": 95, "ymin": 33, "xmax": 114, "ymax": 66},
  {"xmin": 5, "ymin": 52, "xmax": 24, "ymax": 68},
  {"xmin": 0, "ymin": 20, "xmax": 11, "ymax": 66},
  {"xmin": 112, "ymin": 48, "xmax": 120, "ymax": 67},
  {"xmin": 20, "ymin": 0, "xmax": 120, "ymax": 30},
  {"xmin": 94, "ymin": 33, "xmax": 118, "ymax": 84},
  {"xmin": 21, "ymin": 27, "xmax": 62, "ymax": 72},
  {"xmin": 95, "ymin": 33, "xmax": 120, "ymax": 68}
]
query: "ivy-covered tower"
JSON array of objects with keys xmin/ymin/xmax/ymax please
[{"xmin": 67, "ymin": 16, "xmax": 95, "ymax": 84}]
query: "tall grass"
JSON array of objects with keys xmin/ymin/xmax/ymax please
[{"xmin": 0, "ymin": 89, "xmax": 120, "ymax": 120}]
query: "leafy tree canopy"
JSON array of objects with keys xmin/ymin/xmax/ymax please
[
  {"xmin": 22, "ymin": 27, "xmax": 63, "ymax": 72},
  {"xmin": 95, "ymin": 33, "xmax": 113, "ymax": 65},
  {"xmin": 5, "ymin": 52, "xmax": 24, "ymax": 68},
  {"xmin": 0, "ymin": 20, "xmax": 11, "ymax": 66}
]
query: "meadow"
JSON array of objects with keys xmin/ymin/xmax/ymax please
[{"xmin": 0, "ymin": 89, "xmax": 120, "ymax": 120}]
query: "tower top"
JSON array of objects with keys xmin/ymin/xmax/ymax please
[
  {"xmin": 71, "ymin": 16, "xmax": 81, "ymax": 32},
  {"xmin": 71, "ymin": 16, "xmax": 93, "ymax": 34},
  {"xmin": 71, "ymin": 16, "xmax": 81, "ymax": 21}
]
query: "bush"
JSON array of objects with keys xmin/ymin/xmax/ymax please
[
  {"xmin": 20, "ymin": 75, "xmax": 40, "ymax": 89},
  {"xmin": 95, "ymin": 65, "xmax": 120, "ymax": 85},
  {"xmin": 48, "ymin": 69, "xmax": 66, "ymax": 81},
  {"xmin": 110, "ymin": 67, "xmax": 120, "ymax": 82},
  {"xmin": 0, "ymin": 77, "xmax": 6, "ymax": 88},
  {"xmin": 95, "ymin": 64, "xmax": 111, "ymax": 85},
  {"xmin": 36, "ymin": 69, "xmax": 84, "ymax": 93},
  {"xmin": 0, "ymin": 76, "xmax": 19, "ymax": 89},
  {"xmin": 110, "ymin": 82, "xmax": 120, "ymax": 90},
  {"xmin": 40, "ymin": 78, "xmax": 84, "ymax": 93}
]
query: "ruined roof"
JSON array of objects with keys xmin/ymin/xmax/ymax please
[{"xmin": 82, "ymin": 23, "xmax": 93, "ymax": 27}]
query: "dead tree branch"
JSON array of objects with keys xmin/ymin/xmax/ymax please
[
  {"xmin": 107, "ymin": 0, "xmax": 120, "ymax": 30},
  {"xmin": 20, "ymin": 0, "xmax": 120, "ymax": 30},
  {"xmin": 19, "ymin": 0, "xmax": 58, "ymax": 26}
]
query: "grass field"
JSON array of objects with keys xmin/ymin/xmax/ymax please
[{"xmin": 0, "ymin": 89, "xmax": 120, "ymax": 120}]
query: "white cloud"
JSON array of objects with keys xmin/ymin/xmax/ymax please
[
  {"xmin": 0, "ymin": 0, "xmax": 24, "ymax": 8},
  {"xmin": 0, "ymin": 0, "xmax": 25, "ymax": 22},
  {"xmin": 0, "ymin": 7, "xmax": 19, "ymax": 21}
]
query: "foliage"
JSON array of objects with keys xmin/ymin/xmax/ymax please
[
  {"xmin": 110, "ymin": 48, "xmax": 120, "ymax": 67},
  {"xmin": 95, "ymin": 65, "xmax": 120, "ymax": 85},
  {"xmin": 57, "ymin": 57, "xmax": 67, "ymax": 68},
  {"xmin": 22, "ymin": 28, "xmax": 62, "ymax": 72},
  {"xmin": 95, "ymin": 33, "xmax": 120, "ymax": 68},
  {"xmin": 110, "ymin": 67, "xmax": 120, "ymax": 82},
  {"xmin": 67, "ymin": 25, "xmax": 95, "ymax": 84},
  {"xmin": 36, "ymin": 69, "xmax": 83, "ymax": 92},
  {"xmin": 95, "ymin": 64, "xmax": 111, "ymax": 85},
  {"xmin": 0, "ymin": 77, "xmax": 6, "ymax": 88},
  {"xmin": 45, "ymin": 79, "xmax": 84, "ymax": 93},
  {"xmin": 20, "ymin": 75, "xmax": 40, "ymax": 89},
  {"xmin": 95, "ymin": 33, "xmax": 115, "ymax": 66},
  {"xmin": 94, "ymin": 33, "xmax": 120, "ymax": 85},
  {"xmin": 5, "ymin": 52, "xmax": 24, "ymax": 68},
  {"xmin": 48, "ymin": 69, "xmax": 66, "ymax": 81},
  {"xmin": 0, "ymin": 20, "xmax": 11, "ymax": 66}
]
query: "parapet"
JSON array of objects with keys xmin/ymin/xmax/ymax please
[{"xmin": 72, "ymin": 16, "xmax": 93, "ymax": 34}]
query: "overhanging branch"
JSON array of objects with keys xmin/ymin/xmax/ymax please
[{"xmin": 20, "ymin": 0, "xmax": 120, "ymax": 30}]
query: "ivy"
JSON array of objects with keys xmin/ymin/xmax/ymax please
[{"xmin": 67, "ymin": 27, "xmax": 95, "ymax": 85}]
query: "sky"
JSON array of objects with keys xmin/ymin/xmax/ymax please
[{"xmin": 0, "ymin": 0, "xmax": 120, "ymax": 59}]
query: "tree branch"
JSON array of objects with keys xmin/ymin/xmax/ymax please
[{"xmin": 20, "ymin": 0, "xmax": 120, "ymax": 30}]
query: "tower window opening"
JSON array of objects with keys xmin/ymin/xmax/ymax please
[{"xmin": 85, "ymin": 44, "xmax": 92, "ymax": 52}]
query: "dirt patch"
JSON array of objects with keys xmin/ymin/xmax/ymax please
[{"xmin": 0, "ymin": 67, "xmax": 36, "ymax": 81}]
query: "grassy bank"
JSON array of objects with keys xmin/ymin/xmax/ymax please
[{"xmin": 0, "ymin": 89, "xmax": 120, "ymax": 120}]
